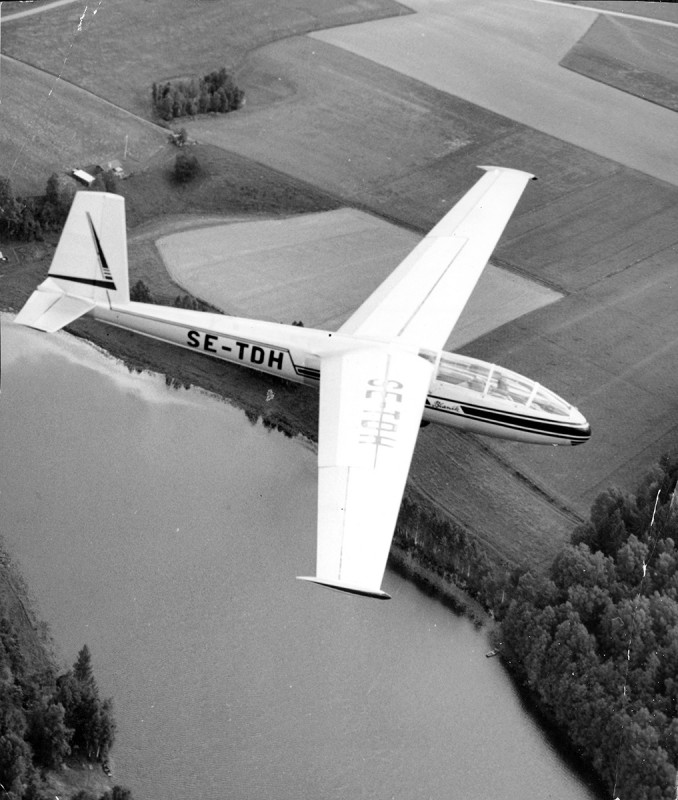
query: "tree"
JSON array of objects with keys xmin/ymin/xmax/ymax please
[
  {"xmin": 130, "ymin": 280, "xmax": 153, "ymax": 303},
  {"xmin": 615, "ymin": 708, "xmax": 676, "ymax": 800},
  {"xmin": 615, "ymin": 535, "xmax": 648, "ymax": 589},
  {"xmin": 44, "ymin": 173, "xmax": 75, "ymax": 226},
  {"xmin": 0, "ymin": 176, "xmax": 22, "ymax": 238},
  {"xmin": 26, "ymin": 700, "xmax": 71, "ymax": 769},
  {"xmin": 74, "ymin": 644, "xmax": 94, "ymax": 684},
  {"xmin": 18, "ymin": 205, "xmax": 43, "ymax": 242},
  {"xmin": 0, "ymin": 732, "xmax": 32, "ymax": 796},
  {"xmin": 56, "ymin": 646, "xmax": 116, "ymax": 761},
  {"xmin": 101, "ymin": 787, "xmax": 133, "ymax": 800},
  {"xmin": 96, "ymin": 698, "xmax": 116, "ymax": 761},
  {"xmin": 92, "ymin": 171, "xmax": 119, "ymax": 194},
  {"xmin": 173, "ymin": 151, "xmax": 200, "ymax": 183},
  {"xmin": 550, "ymin": 542, "xmax": 614, "ymax": 593}
]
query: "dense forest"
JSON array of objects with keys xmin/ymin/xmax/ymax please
[
  {"xmin": 152, "ymin": 68, "xmax": 244, "ymax": 120},
  {"xmin": 0, "ymin": 621, "xmax": 127, "ymax": 800},
  {"xmin": 499, "ymin": 453, "xmax": 678, "ymax": 799}
]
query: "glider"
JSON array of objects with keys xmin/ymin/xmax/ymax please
[{"xmin": 15, "ymin": 166, "xmax": 590, "ymax": 599}]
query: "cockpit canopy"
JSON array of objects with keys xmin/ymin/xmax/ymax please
[{"xmin": 434, "ymin": 351, "xmax": 572, "ymax": 418}]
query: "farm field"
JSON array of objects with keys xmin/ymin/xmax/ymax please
[
  {"xmin": 312, "ymin": 0, "xmax": 678, "ymax": 186},
  {"xmin": 2, "ymin": 0, "xmax": 677, "ymax": 572},
  {"xmin": 155, "ymin": 209, "xmax": 561, "ymax": 342},
  {"xmin": 0, "ymin": 57, "xmax": 166, "ymax": 195},
  {"xmin": 0, "ymin": 0, "xmax": 407, "ymax": 118},
  {"xmin": 560, "ymin": 13, "xmax": 678, "ymax": 110}
]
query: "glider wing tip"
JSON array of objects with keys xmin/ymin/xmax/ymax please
[
  {"xmin": 478, "ymin": 164, "xmax": 537, "ymax": 181},
  {"xmin": 297, "ymin": 576, "xmax": 391, "ymax": 600}
]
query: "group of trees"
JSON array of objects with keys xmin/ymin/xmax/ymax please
[
  {"xmin": 499, "ymin": 453, "xmax": 678, "ymax": 799},
  {"xmin": 55, "ymin": 645, "xmax": 116, "ymax": 763},
  {"xmin": 0, "ymin": 171, "xmax": 119, "ymax": 242},
  {"xmin": 130, "ymin": 279, "xmax": 210, "ymax": 312},
  {"xmin": 0, "ymin": 629, "xmax": 122, "ymax": 800},
  {"xmin": 394, "ymin": 492, "xmax": 502, "ymax": 610},
  {"xmin": 152, "ymin": 68, "xmax": 244, "ymax": 120}
]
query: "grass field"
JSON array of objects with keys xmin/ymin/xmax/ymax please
[
  {"xmin": 0, "ymin": 57, "xmax": 166, "ymax": 195},
  {"xmin": 155, "ymin": 208, "xmax": 561, "ymax": 340},
  {"xmin": 1, "ymin": 0, "xmax": 407, "ymax": 118},
  {"xmin": 190, "ymin": 36, "xmax": 520, "ymax": 228}
]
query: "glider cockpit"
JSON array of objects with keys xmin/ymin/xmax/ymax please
[{"xmin": 424, "ymin": 351, "xmax": 590, "ymax": 445}]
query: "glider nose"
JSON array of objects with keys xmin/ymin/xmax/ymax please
[{"xmin": 569, "ymin": 407, "xmax": 591, "ymax": 445}]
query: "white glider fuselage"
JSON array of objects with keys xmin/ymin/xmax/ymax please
[{"xmin": 93, "ymin": 300, "xmax": 590, "ymax": 447}]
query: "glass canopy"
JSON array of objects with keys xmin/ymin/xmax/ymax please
[{"xmin": 435, "ymin": 352, "xmax": 571, "ymax": 417}]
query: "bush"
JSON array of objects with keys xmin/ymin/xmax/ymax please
[{"xmin": 173, "ymin": 152, "xmax": 200, "ymax": 184}]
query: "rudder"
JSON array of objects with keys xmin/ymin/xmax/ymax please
[{"xmin": 15, "ymin": 192, "xmax": 129, "ymax": 332}]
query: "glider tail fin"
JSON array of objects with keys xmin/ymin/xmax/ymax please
[{"xmin": 15, "ymin": 192, "xmax": 129, "ymax": 332}]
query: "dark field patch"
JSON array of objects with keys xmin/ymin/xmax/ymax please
[{"xmin": 560, "ymin": 14, "xmax": 678, "ymax": 111}]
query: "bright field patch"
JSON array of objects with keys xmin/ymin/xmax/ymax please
[{"xmin": 155, "ymin": 209, "xmax": 561, "ymax": 347}]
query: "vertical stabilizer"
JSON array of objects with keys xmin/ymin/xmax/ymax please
[
  {"xmin": 15, "ymin": 192, "xmax": 129, "ymax": 332},
  {"xmin": 47, "ymin": 192, "xmax": 129, "ymax": 305}
]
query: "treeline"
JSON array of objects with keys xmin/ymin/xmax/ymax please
[
  {"xmin": 129, "ymin": 279, "xmax": 211, "ymax": 312},
  {"xmin": 0, "ymin": 171, "xmax": 117, "ymax": 243},
  {"xmin": 499, "ymin": 453, "xmax": 678, "ymax": 799},
  {"xmin": 393, "ymin": 491, "xmax": 511, "ymax": 612},
  {"xmin": 0, "ymin": 621, "xmax": 128, "ymax": 800},
  {"xmin": 152, "ymin": 68, "xmax": 244, "ymax": 120}
]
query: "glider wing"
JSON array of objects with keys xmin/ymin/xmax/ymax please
[
  {"xmin": 338, "ymin": 166, "xmax": 534, "ymax": 352},
  {"xmin": 298, "ymin": 345, "xmax": 433, "ymax": 598}
]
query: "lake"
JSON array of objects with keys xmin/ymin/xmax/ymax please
[{"xmin": 0, "ymin": 317, "xmax": 600, "ymax": 799}]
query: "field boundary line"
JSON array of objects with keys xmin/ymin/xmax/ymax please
[
  {"xmin": 3, "ymin": 0, "xmax": 87, "ymax": 23},
  {"xmin": 530, "ymin": 0, "xmax": 678, "ymax": 28},
  {"xmin": 0, "ymin": 51, "xmax": 168, "ymax": 137}
]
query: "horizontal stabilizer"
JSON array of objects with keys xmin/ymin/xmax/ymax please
[
  {"xmin": 14, "ymin": 279, "xmax": 96, "ymax": 332},
  {"xmin": 297, "ymin": 576, "xmax": 391, "ymax": 600}
]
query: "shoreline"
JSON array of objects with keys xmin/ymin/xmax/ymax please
[{"xmin": 388, "ymin": 544, "xmax": 490, "ymax": 625}]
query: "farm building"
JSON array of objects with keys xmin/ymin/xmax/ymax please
[{"xmin": 71, "ymin": 168, "xmax": 95, "ymax": 186}]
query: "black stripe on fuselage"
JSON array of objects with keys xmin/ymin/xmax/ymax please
[
  {"xmin": 427, "ymin": 394, "xmax": 590, "ymax": 441},
  {"xmin": 295, "ymin": 366, "xmax": 320, "ymax": 381},
  {"xmin": 50, "ymin": 274, "xmax": 117, "ymax": 290}
]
